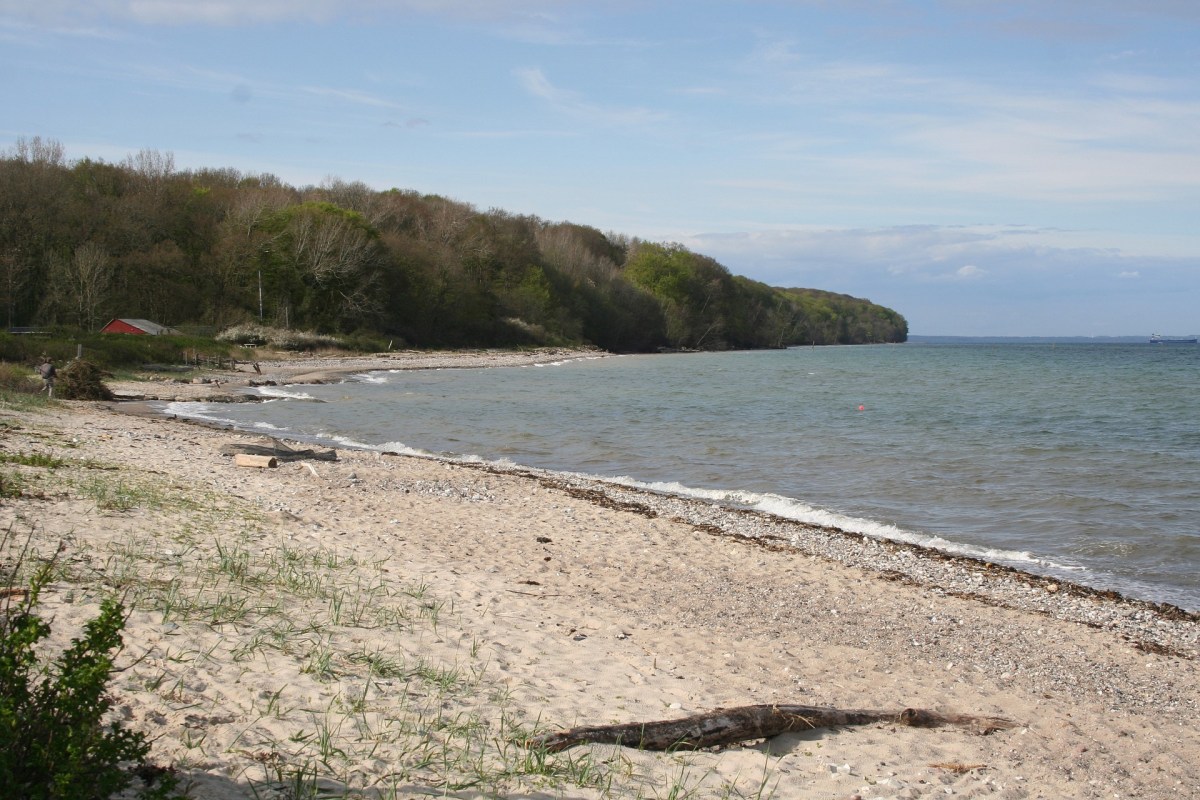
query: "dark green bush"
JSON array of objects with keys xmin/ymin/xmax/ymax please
[
  {"xmin": 1, "ymin": 550, "xmax": 176, "ymax": 799},
  {"xmin": 340, "ymin": 330, "xmax": 396, "ymax": 353},
  {"xmin": 0, "ymin": 331, "xmax": 248, "ymax": 372}
]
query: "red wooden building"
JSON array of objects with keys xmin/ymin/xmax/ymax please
[{"xmin": 99, "ymin": 318, "xmax": 177, "ymax": 335}]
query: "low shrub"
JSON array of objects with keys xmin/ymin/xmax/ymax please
[
  {"xmin": 338, "ymin": 330, "xmax": 397, "ymax": 353},
  {"xmin": 0, "ymin": 362, "xmax": 41, "ymax": 394},
  {"xmin": 216, "ymin": 324, "xmax": 344, "ymax": 352},
  {"xmin": 1, "ymin": 541, "xmax": 176, "ymax": 799},
  {"xmin": 0, "ymin": 332, "xmax": 243, "ymax": 372},
  {"xmin": 0, "ymin": 469, "xmax": 23, "ymax": 499},
  {"xmin": 214, "ymin": 323, "xmax": 269, "ymax": 347}
]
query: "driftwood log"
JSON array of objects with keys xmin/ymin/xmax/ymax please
[
  {"xmin": 526, "ymin": 704, "xmax": 1018, "ymax": 752},
  {"xmin": 233, "ymin": 453, "xmax": 278, "ymax": 469},
  {"xmin": 220, "ymin": 441, "xmax": 338, "ymax": 463}
]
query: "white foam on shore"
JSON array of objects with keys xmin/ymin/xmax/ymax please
[
  {"xmin": 350, "ymin": 372, "xmax": 392, "ymax": 384},
  {"xmin": 162, "ymin": 401, "xmax": 295, "ymax": 432},
  {"xmin": 162, "ymin": 401, "xmax": 240, "ymax": 426},
  {"xmin": 254, "ymin": 386, "xmax": 320, "ymax": 401},
  {"xmin": 158, "ymin": 401, "xmax": 1084, "ymax": 583},
  {"xmin": 532, "ymin": 355, "xmax": 610, "ymax": 367},
  {"xmin": 327, "ymin": 435, "xmax": 443, "ymax": 460},
  {"xmin": 602, "ymin": 476, "xmax": 1084, "ymax": 574}
]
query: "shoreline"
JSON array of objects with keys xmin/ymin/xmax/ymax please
[
  {"xmin": 105, "ymin": 346, "xmax": 612, "ymax": 404},
  {"xmin": 4, "ymin": 349, "xmax": 1198, "ymax": 798},
  {"xmin": 117, "ymin": 347, "xmax": 1198, "ymax": 622},
  {"xmin": 135, "ymin": 398, "xmax": 1200, "ymax": 636}
]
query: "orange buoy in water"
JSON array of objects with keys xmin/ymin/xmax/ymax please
[{"xmin": 858, "ymin": 404, "xmax": 865, "ymax": 411}]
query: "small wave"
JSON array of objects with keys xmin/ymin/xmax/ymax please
[
  {"xmin": 604, "ymin": 476, "xmax": 1082, "ymax": 574},
  {"xmin": 350, "ymin": 372, "xmax": 391, "ymax": 384},
  {"xmin": 157, "ymin": 398, "xmax": 1098, "ymax": 589},
  {"xmin": 163, "ymin": 401, "xmax": 296, "ymax": 435},
  {"xmin": 162, "ymin": 401, "xmax": 240, "ymax": 427},
  {"xmin": 324, "ymin": 435, "xmax": 441, "ymax": 459},
  {"xmin": 254, "ymin": 386, "xmax": 321, "ymax": 401},
  {"xmin": 533, "ymin": 355, "xmax": 608, "ymax": 367}
]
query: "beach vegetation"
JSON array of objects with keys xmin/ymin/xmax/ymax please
[
  {"xmin": 0, "ymin": 330, "xmax": 250, "ymax": 373},
  {"xmin": 0, "ymin": 361, "xmax": 42, "ymax": 394},
  {"xmin": 215, "ymin": 323, "xmax": 346, "ymax": 352},
  {"xmin": 0, "ymin": 138, "xmax": 906, "ymax": 353},
  {"xmin": 0, "ymin": 469, "xmax": 24, "ymax": 498},
  {"xmin": 0, "ymin": 534, "xmax": 177, "ymax": 800},
  {"xmin": 1, "ymin": 443, "xmax": 788, "ymax": 800},
  {"xmin": 0, "ymin": 450, "xmax": 67, "ymax": 469},
  {"xmin": 77, "ymin": 474, "xmax": 166, "ymax": 511},
  {"xmin": 0, "ymin": 362, "xmax": 53, "ymax": 411}
]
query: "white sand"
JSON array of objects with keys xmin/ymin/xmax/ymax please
[{"xmin": 2, "ymin": 349, "xmax": 1197, "ymax": 799}]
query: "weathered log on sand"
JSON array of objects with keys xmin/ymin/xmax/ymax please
[
  {"xmin": 234, "ymin": 453, "xmax": 278, "ymax": 469},
  {"xmin": 526, "ymin": 704, "xmax": 1018, "ymax": 752},
  {"xmin": 220, "ymin": 441, "xmax": 338, "ymax": 462}
]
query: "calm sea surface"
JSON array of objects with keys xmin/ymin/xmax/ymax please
[{"xmin": 170, "ymin": 343, "xmax": 1200, "ymax": 611}]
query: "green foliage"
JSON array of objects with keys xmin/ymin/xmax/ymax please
[
  {"xmin": 0, "ymin": 547, "xmax": 176, "ymax": 799},
  {"xmin": 779, "ymin": 287, "xmax": 909, "ymax": 345},
  {"xmin": 339, "ymin": 329, "xmax": 394, "ymax": 352},
  {"xmin": 77, "ymin": 333, "xmax": 234, "ymax": 370},
  {"xmin": 57, "ymin": 359, "xmax": 114, "ymax": 401},
  {"xmin": 0, "ymin": 332, "xmax": 244, "ymax": 372},
  {"xmin": 0, "ymin": 362, "xmax": 52, "ymax": 411},
  {"xmin": 0, "ymin": 140, "xmax": 907, "ymax": 352},
  {"xmin": 0, "ymin": 451, "xmax": 66, "ymax": 468},
  {"xmin": 0, "ymin": 361, "xmax": 41, "ymax": 394},
  {"xmin": 0, "ymin": 470, "xmax": 23, "ymax": 498},
  {"xmin": 623, "ymin": 242, "xmax": 739, "ymax": 349},
  {"xmin": 623, "ymin": 243, "xmax": 907, "ymax": 349}
]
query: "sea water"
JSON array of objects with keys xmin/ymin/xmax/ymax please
[{"xmin": 168, "ymin": 343, "xmax": 1200, "ymax": 611}]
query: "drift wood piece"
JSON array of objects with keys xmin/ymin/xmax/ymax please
[
  {"xmin": 526, "ymin": 704, "xmax": 1018, "ymax": 752},
  {"xmin": 234, "ymin": 453, "xmax": 277, "ymax": 469},
  {"xmin": 220, "ymin": 442, "xmax": 338, "ymax": 463}
]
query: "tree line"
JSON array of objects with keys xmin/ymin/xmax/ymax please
[{"xmin": 0, "ymin": 137, "xmax": 907, "ymax": 352}]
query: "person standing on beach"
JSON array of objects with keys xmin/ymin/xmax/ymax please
[{"xmin": 37, "ymin": 357, "xmax": 56, "ymax": 398}]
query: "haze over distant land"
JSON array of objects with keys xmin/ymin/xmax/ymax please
[
  {"xmin": 2, "ymin": 1, "xmax": 1198, "ymax": 337},
  {"xmin": 907, "ymin": 335, "xmax": 1164, "ymax": 344}
]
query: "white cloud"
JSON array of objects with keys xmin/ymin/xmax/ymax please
[
  {"xmin": 1, "ymin": 0, "xmax": 580, "ymax": 26},
  {"xmin": 513, "ymin": 66, "xmax": 667, "ymax": 127},
  {"xmin": 956, "ymin": 265, "xmax": 985, "ymax": 279},
  {"xmin": 514, "ymin": 67, "xmax": 573, "ymax": 104},
  {"xmin": 302, "ymin": 86, "xmax": 405, "ymax": 111},
  {"xmin": 1118, "ymin": 270, "xmax": 1141, "ymax": 278},
  {"xmin": 734, "ymin": 35, "xmax": 1200, "ymax": 206},
  {"xmin": 673, "ymin": 224, "xmax": 1182, "ymax": 291}
]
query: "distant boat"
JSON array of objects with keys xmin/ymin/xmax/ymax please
[{"xmin": 1149, "ymin": 333, "xmax": 1198, "ymax": 344}]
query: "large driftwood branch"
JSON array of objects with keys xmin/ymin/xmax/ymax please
[
  {"xmin": 526, "ymin": 704, "xmax": 1018, "ymax": 752},
  {"xmin": 219, "ymin": 441, "xmax": 338, "ymax": 462}
]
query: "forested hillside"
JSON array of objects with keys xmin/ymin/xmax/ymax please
[{"xmin": 0, "ymin": 138, "xmax": 906, "ymax": 351}]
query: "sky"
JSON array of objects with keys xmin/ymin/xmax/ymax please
[{"xmin": 2, "ymin": 1, "xmax": 1198, "ymax": 336}]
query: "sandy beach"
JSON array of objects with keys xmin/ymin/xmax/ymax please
[{"xmin": 2, "ymin": 348, "xmax": 1197, "ymax": 799}]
